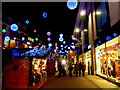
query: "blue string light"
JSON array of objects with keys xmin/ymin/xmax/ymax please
[
  {"xmin": 106, "ymin": 36, "xmax": 111, "ymax": 41},
  {"xmin": 42, "ymin": 12, "xmax": 47, "ymax": 18},
  {"xmin": 67, "ymin": 0, "xmax": 78, "ymax": 10},
  {"xmin": 113, "ymin": 33, "xmax": 117, "ymax": 37},
  {"xmin": 10, "ymin": 24, "xmax": 18, "ymax": 31}
]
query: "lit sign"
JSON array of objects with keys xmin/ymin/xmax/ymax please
[
  {"xmin": 10, "ymin": 24, "xmax": 18, "ymax": 31},
  {"xmin": 67, "ymin": 0, "xmax": 78, "ymax": 10},
  {"xmin": 28, "ymin": 37, "xmax": 34, "ymax": 42},
  {"xmin": 59, "ymin": 38, "xmax": 64, "ymax": 42}
]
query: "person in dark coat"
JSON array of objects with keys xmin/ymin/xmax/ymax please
[
  {"xmin": 81, "ymin": 62, "xmax": 86, "ymax": 76},
  {"xmin": 79, "ymin": 62, "xmax": 82, "ymax": 76},
  {"xmin": 58, "ymin": 61, "xmax": 62, "ymax": 77},
  {"xmin": 68, "ymin": 63, "xmax": 73, "ymax": 77},
  {"xmin": 74, "ymin": 62, "xmax": 79, "ymax": 77}
]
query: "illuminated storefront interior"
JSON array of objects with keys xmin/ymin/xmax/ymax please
[{"xmin": 96, "ymin": 36, "xmax": 120, "ymax": 82}]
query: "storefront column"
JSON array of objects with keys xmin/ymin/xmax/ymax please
[
  {"xmin": 81, "ymin": 30, "xmax": 85, "ymax": 62},
  {"xmin": 88, "ymin": 2, "xmax": 97, "ymax": 75}
]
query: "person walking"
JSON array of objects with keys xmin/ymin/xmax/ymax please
[
  {"xmin": 58, "ymin": 61, "xmax": 62, "ymax": 77},
  {"xmin": 68, "ymin": 63, "xmax": 73, "ymax": 77},
  {"xmin": 81, "ymin": 62, "xmax": 86, "ymax": 76},
  {"xmin": 79, "ymin": 62, "xmax": 82, "ymax": 76},
  {"xmin": 74, "ymin": 62, "xmax": 79, "ymax": 77}
]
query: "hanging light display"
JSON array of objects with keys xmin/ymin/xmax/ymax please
[
  {"xmin": 67, "ymin": 0, "xmax": 78, "ymax": 10},
  {"xmin": 10, "ymin": 24, "xmax": 18, "ymax": 31}
]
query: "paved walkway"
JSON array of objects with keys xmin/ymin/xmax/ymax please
[{"xmin": 41, "ymin": 73, "xmax": 119, "ymax": 89}]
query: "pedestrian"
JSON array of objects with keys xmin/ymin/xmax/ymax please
[
  {"xmin": 79, "ymin": 62, "xmax": 82, "ymax": 76},
  {"xmin": 81, "ymin": 62, "xmax": 86, "ymax": 76},
  {"xmin": 58, "ymin": 61, "xmax": 62, "ymax": 77},
  {"xmin": 68, "ymin": 63, "xmax": 73, "ymax": 77},
  {"xmin": 74, "ymin": 62, "xmax": 79, "ymax": 77}
]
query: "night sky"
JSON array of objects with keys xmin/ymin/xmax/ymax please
[{"xmin": 2, "ymin": 2, "xmax": 79, "ymax": 45}]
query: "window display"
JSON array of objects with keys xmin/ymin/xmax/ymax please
[
  {"xmin": 95, "ymin": 36, "xmax": 120, "ymax": 82},
  {"xmin": 31, "ymin": 58, "xmax": 47, "ymax": 88}
]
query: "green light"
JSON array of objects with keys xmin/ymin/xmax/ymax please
[
  {"xmin": 35, "ymin": 38, "xmax": 38, "ymax": 41},
  {"xmin": 60, "ymin": 55, "xmax": 64, "ymax": 57},
  {"xmin": 61, "ymin": 48, "xmax": 63, "ymax": 50},
  {"xmin": 2, "ymin": 29, "xmax": 6, "ymax": 33}
]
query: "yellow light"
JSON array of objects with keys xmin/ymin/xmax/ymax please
[
  {"xmin": 72, "ymin": 43, "xmax": 74, "ymax": 44},
  {"xmin": 62, "ymin": 60, "xmax": 66, "ymax": 64},
  {"xmin": 13, "ymin": 37, "xmax": 16, "ymax": 40},
  {"xmin": 69, "ymin": 50, "xmax": 73, "ymax": 53},
  {"xmin": 84, "ymin": 29, "xmax": 87, "ymax": 32},
  {"xmin": 80, "ymin": 10, "xmax": 86, "ymax": 16},
  {"xmin": 96, "ymin": 11, "xmax": 101, "ymax": 15},
  {"xmin": 75, "ymin": 28, "xmax": 80, "ymax": 33}
]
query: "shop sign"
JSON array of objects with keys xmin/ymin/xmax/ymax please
[{"xmin": 28, "ymin": 37, "xmax": 34, "ymax": 42}]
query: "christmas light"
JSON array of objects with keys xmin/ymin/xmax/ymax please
[
  {"xmin": 5, "ymin": 36, "xmax": 10, "ymax": 41},
  {"xmin": 34, "ymin": 29, "xmax": 37, "ymax": 33},
  {"xmin": 47, "ymin": 32, "xmax": 51, "ymax": 36},
  {"xmin": 2, "ymin": 29, "xmax": 7, "ymax": 33},
  {"xmin": 47, "ymin": 38, "xmax": 51, "ymax": 41},
  {"xmin": 35, "ymin": 38, "xmax": 38, "ymax": 41},
  {"xmin": 59, "ymin": 38, "xmax": 64, "ymax": 42},
  {"xmin": 25, "ymin": 20, "xmax": 29, "ymax": 24},
  {"xmin": 42, "ymin": 12, "xmax": 47, "ymax": 18},
  {"xmin": 10, "ymin": 24, "xmax": 18, "ymax": 31},
  {"xmin": 106, "ymin": 36, "xmax": 111, "ymax": 41},
  {"xmin": 22, "ymin": 37, "xmax": 25, "ymax": 40},
  {"xmin": 67, "ymin": 0, "xmax": 78, "ymax": 10},
  {"xmin": 48, "ymin": 43, "xmax": 52, "ymax": 47},
  {"xmin": 113, "ymin": 33, "xmax": 117, "ymax": 37},
  {"xmin": 63, "ymin": 41, "xmax": 66, "ymax": 44}
]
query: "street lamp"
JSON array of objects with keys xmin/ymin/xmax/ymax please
[{"xmin": 80, "ymin": 10, "xmax": 86, "ymax": 16}]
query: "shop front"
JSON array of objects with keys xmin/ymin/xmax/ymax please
[
  {"xmin": 30, "ymin": 58, "xmax": 47, "ymax": 88},
  {"xmin": 84, "ymin": 50, "xmax": 91, "ymax": 74},
  {"xmin": 95, "ymin": 36, "xmax": 120, "ymax": 83}
]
